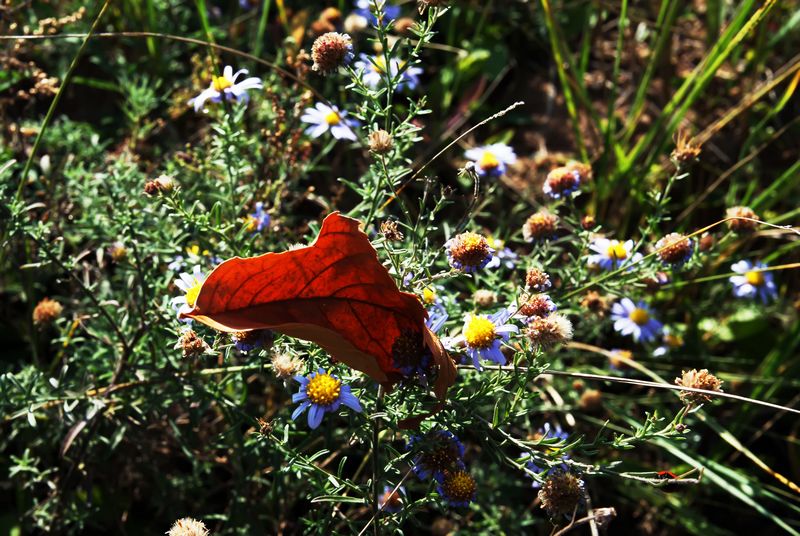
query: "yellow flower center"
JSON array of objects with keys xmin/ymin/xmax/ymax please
[
  {"xmin": 664, "ymin": 334, "xmax": 683, "ymax": 348},
  {"xmin": 374, "ymin": 56, "xmax": 387, "ymax": 74},
  {"xmin": 606, "ymin": 241, "xmax": 628, "ymax": 260},
  {"xmin": 324, "ymin": 110, "xmax": 341, "ymax": 125},
  {"xmin": 422, "ymin": 287, "xmax": 436, "ymax": 305},
  {"xmin": 306, "ymin": 373, "xmax": 342, "ymax": 406},
  {"xmin": 245, "ymin": 216, "xmax": 259, "ymax": 232},
  {"xmin": 212, "ymin": 75, "xmax": 233, "ymax": 92},
  {"xmin": 442, "ymin": 471, "xmax": 477, "ymax": 501},
  {"xmin": 478, "ymin": 151, "xmax": 499, "ymax": 170},
  {"xmin": 745, "ymin": 270, "xmax": 764, "ymax": 286},
  {"xmin": 463, "ymin": 315, "xmax": 497, "ymax": 349},
  {"xmin": 184, "ymin": 280, "xmax": 203, "ymax": 308},
  {"xmin": 629, "ymin": 308, "xmax": 650, "ymax": 326}
]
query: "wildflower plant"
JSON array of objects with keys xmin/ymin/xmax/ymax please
[{"xmin": 2, "ymin": 1, "xmax": 800, "ymax": 535}]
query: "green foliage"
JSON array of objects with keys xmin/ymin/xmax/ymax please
[{"xmin": 2, "ymin": 0, "xmax": 799, "ymax": 534}]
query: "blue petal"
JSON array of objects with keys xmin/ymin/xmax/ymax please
[
  {"xmin": 291, "ymin": 401, "xmax": 310, "ymax": 421},
  {"xmin": 308, "ymin": 404, "xmax": 325, "ymax": 429},
  {"xmin": 292, "ymin": 391, "xmax": 308, "ymax": 403},
  {"xmin": 340, "ymin": 389, "xmax": 363, "ymax": 412}
]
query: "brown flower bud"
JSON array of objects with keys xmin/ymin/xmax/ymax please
[
  {"xmin": 579, "ymin": 389, "xmax": 603, "ymax": 413},
  {"xmin": 394, "ymin": 17, "xmax": 416, "ymax": 34},
  {"xmin": 538, "ymin": 472, "xmax": 584, "ymax": 517},
  {"xmin": 525, "ymin": 268, "xmax": 552, "ymax": 291},
  {"xmin": 473, "ymin": 289, "xmax": 497, "ymax": 308},
  {"xmin": 580, "ymin": 291, "xmax": 608, "ymax": 316},
  {"xmin": 176, "ymin": 330, "xmax": 210, "ymax": 359},
  {"xmin": 380, "ymin": 220, "xmax": 404, "ymax": 241},
  {"xmin": 522, "ymin": 210, "xmax": 558, "ymax": 242},
  {"xmin": 368, "ymin": 129, "xmax": 394, "ymax": 154},
  {"xmin": 725, "ymin": 206, "xmax": 759, "ymax": 233},
  {"xmin": 32, "ymin": 297, "xmax": 62, "ymax": 326},
  {"xmin": 311, "ymin": 32, "xmax": 354, "ymax": 75},
  {"xmin": 675, "ymin": 368, "xmax": 723, "ymax": 405},
  {"xmin": 581, "ymin": 215, "xmax": 596, "ymax": 230}
]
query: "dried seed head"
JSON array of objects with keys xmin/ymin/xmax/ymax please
[
  {"xmin": 368, "ymin": 129, "xmax": 394, "ymax": 154},
  {"xmin": 538, "ymin": 471, "xmax": 584, "ymax": 517},
  {"xmin": 271, "ymin": 353, "xmax": 303, "ymax": 379},
  {"xmin": 567, "ymin": 162, "xmax": 593, "ymax": 183},
  {"xmin": 380, "ymin": 220, "xmax": 404, "ymax": 241},
  {"xmin": 144, "ymin": 174, "xmax": 175, "ymax": 195},
  {"xmin": 176, "ymin": 330, "xmax": 210, "ymax": 359},
  {"xmin": 525, "ymin": 268, "xmax": 552, "ymax": 292},
  {"xmin": 32, "ymin": 297, "xmax": 62, "ymax": 326},
  {"xmin": 581, "ymin": 214, "xmax": 596, "ymax": 230},
  {"xmin": 675, "ymin": 368, "xmax": 723, "ymax": 405},
  {"xmin": 526, "ymin": 313, "xmax": 573, "ymax": 349},
  {"xmin": 522, "ymin": 210, "xmax": 558, "ymax": 242},
  {"xmin": 473, "ymin": 289, "xmax": 497, "ymax": 308},
  {"xmin": 671, "ymin": 130, "xmax": 702, "ymax": 164},
  {"xmin": 344, "ymin": 13, "xmax": 368, "ymax": 34},
  {"xmin": 580, "ymin": 291, "xmax": 608, "ymax": 316},
  {"xmin": 418, "ymin": 0, "xmax": 450, "ymax": 13},
  {"xmin": 608, "ymin": 349, "xmax": 633, "ymax": 369},
  {"xmin": 445, "ymin": 232, "xmax": 493, "ymax": 272},
  {"xmin": 311, "ymin": 32, "xmax": 354, "ymax": 74},
  {"xmin": 319, "ymin": 7, "xmax": 342, "ymax": 24},
  {"xmin": 167, "ymin": 517, "xmax": 209, "ymax": 536},
  {"xmin": 655, "ymin": 233, "xmax": 694, "ymax": 266},
  {"xmin": 543, "ymin": 166, "xmax": 581, "ymax": 198},
  {"xmin": 698, "ymin": 232, "xmax": 715, "ymax": 252},
  {"xmin": 109, "ymin": 242, "xmax": 128, "ymax": 263},
  {"xmin": 579, "ymin": 389, "xmax": 603, "ymax": 413},
  {"xmin": 394, "ymin": 17, "xmax": 416, "ymax": 34},
  {"xmin": 726, "ymin": 206, "xmax": 760, "ymax": 233},
  {"xmin": 518, "ymin": 293, "xmax": 556, "ymax": 319}
]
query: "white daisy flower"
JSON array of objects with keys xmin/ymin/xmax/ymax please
[
  {"xmin": 171, "ymin": 266, "xmax": 206, "ymax": 319},
  {"xmin": 464, "ymin": 143, "xmax": 517, "ymax": 178},
  {"xmin": 188, "ymin": 65, "xmax": 263, "ymax": 112},
  {"xmin": 300, "ymin": 102, "xmax": 359, "ymax": 141}
]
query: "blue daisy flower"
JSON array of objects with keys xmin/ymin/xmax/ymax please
[
  {"xmin": 611, "ymin": 298, "xmax": 662, "ymax": 343},
  {"xmin": 291, "ymin": 369, "xmax": 362, "ymax": 429},
  {"xmin": 729, "ymin": 260, "xmax": 777, "ymax": 303},
  {"xmin": 458, "ymin": 308, "xmax": 518, "ymax": 370}
]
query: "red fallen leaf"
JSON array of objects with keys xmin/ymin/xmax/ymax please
[{"xmin": 181, "ymin": 212, "xmax": 455, "ymax": 402}]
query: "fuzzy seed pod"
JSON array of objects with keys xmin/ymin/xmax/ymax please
[
  {"xmin": 538, "ymin": 472, "xmax": 584, "ymax": 517},
  {"xmin": 271, "ymin": 353, "xmax": 303, "ymax": 379},
  {"xmin": 167, "ymin": 517, "xmax": 209, "ymax": 536},
  {"xmin": 32, "ymin": 297, "xmax": 62, "ymax": 326},
  {"xmin": 726, "ymin": 206, "xmax": 759, "ymax": 233},
  {"xmin": 176, "ymin": 330, "xmax": 210, "ymax": 359},
  {"xmin": 380, "ymin": 220, "xmax": 404, "ymax": 241},
  {"xmin": 655, "ymin": 233, "xmax": 693, "ymax": 266},
  {"xmin": 311, "ymin": 32, "xmax": 354, "ymax": 75},
  {"xmin": 526, "ymin": 313, "xmax": 573, "ymax": 349},
  {"xmin": 525, "ymin": 268, "xmax": 552, "ymax": 292},
  {"xmin": 675, "ymin": 368, "xmax": 723, "ymax": 405},
  {"xmin": 522, "ymin": 210, "xmax": 558, "ymax": 242},
  {"xmin": 518, "ymin": 293, "xmax": 556, "ymax": 319},
  {"xmin": 473, "ymin": 289, "xmax": 497, "ymax": 308},
  {"xmin": 369, "ymin": 129, "xmax": 394, "ymax": 154}
]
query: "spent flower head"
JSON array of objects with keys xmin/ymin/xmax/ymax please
[
  {"xmin": 655, "ymin": 233, "xmax": 694, "ymax": 267},
  {"xmin": 444, "ymin": 231, "xmax": 494, "ymax": 273},
  {"xmin": 311, "ymin": 32, "xmax": 354, "ymax": 74},
  {"xmin": 675, "ymin": 368, "xmax": 723, "ymax": 405},
  {"xmin": 522, "ymin": 210, "xmax": 558, "ymax": 242},
  {"xmin": 167, "ymin": 517, "xmax": 209, "ymax": 536},
  {"xmin": 726, "ymin": 206, "xmax": 760, "ymax": 233},
  {"xmin": 408, "ymin": 430, "xmax": 465, "ymax": 480}
]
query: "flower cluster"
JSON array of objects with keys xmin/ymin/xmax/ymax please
[{"xmin": 408, "ymin": 430, "xmax": 477, "ymax": 508}]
